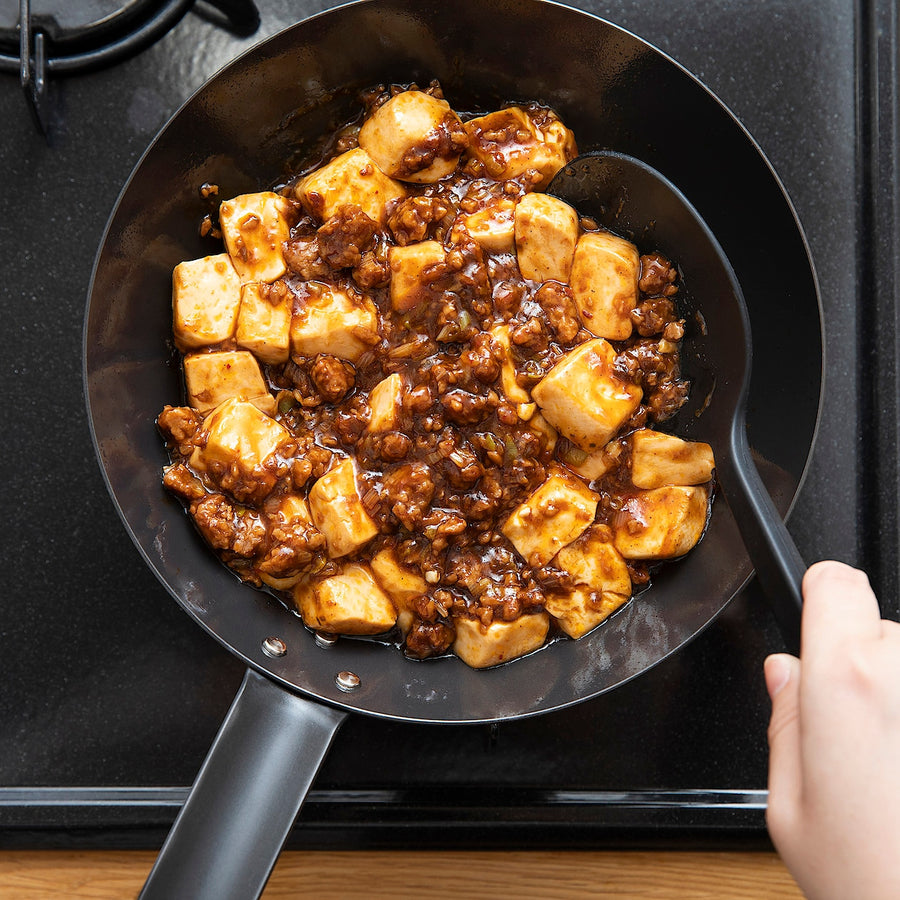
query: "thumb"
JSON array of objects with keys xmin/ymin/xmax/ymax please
[{"xmin": 765, "ymin": 653, "xmax": 802, "ymax": 812}]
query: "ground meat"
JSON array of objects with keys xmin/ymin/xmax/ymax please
[
  {"xmin": 460, "ymin": 487, "xmax": 501, "ymax": 522},
  {"xmin": 404, "ymin": 382, "xmax": 434, "ymax": 414},
  {"xmin": 277, "ymin": 360, "xmax": 322, "ymax": 407},
  {"xmin": 388, "ymin": 195, "xmax": 453, "ymax": 246},
  {"xmin": 257, "ymin": 520, "xmax": 327, "ymax": 577},
  {"xmin": 190, "ymin": 491, "xmax": 326, "ymax": 581},
  {"xmin": 492, "ymin": 280, "xmax": 526, "ymax": 318},
  {"xmin": 157, "ymin": 405, "xmax": 202, "ymax": 457},
  {"xmin": 163, "ymin": 463, "xmax": 206, "ymax": 502},
  {"xmin": 353, "ymin": 246, "xmax": 392, "ymax": 290},
  {"xmin": 663, "ymin": 320, "xmax": 685, "ymax": 342},
  {"xmin": 191, "ymin": 494, "xmax": 266, "ymax": 557},
  {"xmin": 646, "ymin": 378, "xmax": 691, "ymax": 421},
  {"xmin": 639, "ymin": 252, "xmax": 678, "ymax": 296},
  {"xmin": 190, "ymin": 494, "xmax": 238, "ymax": 550},
  {"xmin": 421, "ymin": 508, "xmax": 468, "ymax": 551},
  {"xmin": 461, "ymin": 333, "xmax": 502, "ymax": 384},
  {"xmin": 206, "ymin": 459, "xmax": 279, "ymax": 506},
  {"xmin": 307, "ymin": 446, "xmax": 333, "ymax": 480},
  {"xmin": 310, "ymin": 354, "xmax": 356, "ymax": 403},
  {"xmin": 510, "ymin": 316, "xmax": 549, "ymax": 353},
  {"xmin": 631, "ymin": 296, "xmax": 677, "ymax": 337},
  {"xmin": 496, "ymin": 402, "xmax": 519, "ymax": 426},
  {"xmin": 378, "ymin": 432, "xmax": 413, "ymax": 462},
  {"xmin": 428, "ymin": 356, "xmax": 463, "ymax": 395},
  {"xmin": 261, "ymin": 279, "xmax": 290, "ymax": 306},
  {"xmin": 334, "ymin": 399, "xmax": 369, "ymax": 445},
  {"xmin": 615, "ymin": 340, "xmax": 690, "ymax": 424},
  {"xmin": 615, "ymin": 340, "xmax": 677, "ymax": 387},
  {"xmin": 332, "ymin": 127, "xmax": 360, "ymax": 155},
  {"xmin": 283, "ymin": 235, "xmax": 331, "ymax": 279},
  {"xmin": 405, "ymin": 619, "xmax": 455, "ymax": 658},
  {"xmin": 627, "ymin": 560, "xmax": 652, "ymax": 586},
  {"xmin": 440, "ymin": 389, "xmax": 492, "ymax": 425},
  {"xmin": 316, "ymin": 205, "xmax": 378, "ymax": 268},
  {"xmin": 535, "ymin": 281, "xmax": 581, "ymax": 343},
  {"xmin": 445, "ymin": 236, "xmax": 492, "ymax": 308},
  {"xmin": 436, "ymin": 432, "xmax": 484, "ymax": 489},
  {"xmin": 532, "ymin": 564, "xmax": 574, "ymax": 593},
  {"xmin": 381, "ymin": 461, "xmax": 435, "ymax": 529}
]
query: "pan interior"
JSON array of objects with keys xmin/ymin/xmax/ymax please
[{"xmin": 84, "ymin": 0, "xmax": 822, "ymax": 724}]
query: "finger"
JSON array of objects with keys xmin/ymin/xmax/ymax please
[
  {"xmin": 801, "ymin": 561, "xmax": 882, "ymax": 654},
  {"xmin": 765, "ymin": 653, "xmax": 802, "ymax": 813}
]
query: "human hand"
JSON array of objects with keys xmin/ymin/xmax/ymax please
[{"xmin": 765, "ymin": 560, "xmax": 900, "ymax": 900}]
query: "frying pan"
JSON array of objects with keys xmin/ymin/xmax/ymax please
[{"xmin": 83, "ymin": 1, "xmax": 823, "ymax": 897}]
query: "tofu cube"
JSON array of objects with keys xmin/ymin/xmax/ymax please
[
  {"xmin": 560, "ymin": 444, "xmax": 613, "ymax": 481},
  {"xmin": 514, "ymin": 192, "xmax": 579, "ymax": 283},
  {"xmin": 296, "ymin": 147, "xmax": 407, "ymax": 225},
  {"xmin": 631, "ymin": 430, "xmax": 715, "ymax": 489},
  {"xmin": 183, "ymin": 350, "xmax": 270, "ymax": 415},
  {"xmin": 388, "ymin": 241, "xmax": 446, "ymax": 312},
  {"xmin": 367, "ymin": 374, "xmax": 404, "ymax": 432},
  {"xmin": 290, "ymin": 282, "xmax": 379, "ymax": 362},
  {"xmin": 530, "ymin": 116, "xmax": 579, "ymax": 186},
  {"xmin": 612, "ymin": 485, "xmax": 710, "ymax": 559},
  {"xmin": 502, "ymin": 469, "xmax": 599, "ymax": 566},
  {"xmin": 235, "ymin": 282, "xmax": 292, "ymax": 365},
  {"xmin": 464, "ymin": 106, "xmax": 577, "ymax": 187},
  {"xmin": 358, "ymin": 90, "xmax": 466, "ymax": 183},
  {"xmin": 543, "ymin": 588, "xmax": 630, "ymax": 640},
  {"xmin": 191, "ymin": 397, "xmax": 290, "ymax": 476},
  {"xmin": 489, "ymin": 324, "xmax": 531, "ymax": 403},
  {"xmin": 273, "ymin": 494, "xmax": 312, "ymax": 526},
  {"xmin": 554, "ymin": 526, "xmax": 632, "ymax": 595},
  {"xmin": 172, "ymin": 253, "xmax": 242, "ymax": 350},
  {"xmin": 459, "ymin": 198, "xmax": 516, "ymax": 253},
  {"xmin": 531, "ymin": 338, "xmax": 642, "ymax": 451},
  {"xmin": 293, "ymin": 563, "xmax": 397, "ymax": 635},
  {"xmin": 570, "ymin": 231, "xmax": 639, "ymax": 340},
  {"xmin": 307, "ymin": 457, "xmax": 379, "ymax": 558},
  {"xmin": 370, "ymin": 547, "xmax": 427, "ymax": 635},
  {"xmin": 453, "ymin": 612, "xmax": 550, "ymax": 669},
  {"xmin": 219, "ymin": 192, "xmax": 292, "ymax": 284},
  {"xmin": 251, "ymin": 394, "xmax": 277, "ymax": 417}
]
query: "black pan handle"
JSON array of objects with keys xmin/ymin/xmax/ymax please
[
  {"xmin": 140, "ymin": 668, "xmax": 347, "ymax": 900},
  {"xmin": 717, "ymin": 418, "xmax": 806, "ymax": 654}
]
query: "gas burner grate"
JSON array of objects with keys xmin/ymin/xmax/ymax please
[{"xmin": 1, "ymin": 0, "xmax": 259, "ymax": 135}]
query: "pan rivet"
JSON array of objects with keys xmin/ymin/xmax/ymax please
[
  {"xmin": 315, "ymin": 632, "xmax": 339, "ymax": 649},
  {"xmin": 335, "ymin": 671, "xmax": 361, "ymax": 692},
  {"xmin": 261, "ymin": 636, "xmax": 287, "ymax": 658}
]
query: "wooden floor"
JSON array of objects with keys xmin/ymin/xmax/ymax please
[{"xmin": 0, "ymin": 850, "xmax": 804, "ymax": 898}]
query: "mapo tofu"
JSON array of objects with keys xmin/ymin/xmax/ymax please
[{"xmin": 158, "ymin": 82, "xmax": 715, "ymax": 669}]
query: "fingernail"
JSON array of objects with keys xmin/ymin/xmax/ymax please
[{"xmin": 764, "ymin": 654, "xmax": 792, "ymax": 698}]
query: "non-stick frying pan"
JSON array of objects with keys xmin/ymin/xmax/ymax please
[{"xmin": 83, "ymin": 1, "xmax": 823, "ymax": 897}]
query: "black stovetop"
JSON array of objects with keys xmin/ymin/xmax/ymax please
[{"xmin": 1, "ymin": 0, "xmax": 898, "ymax": 850}]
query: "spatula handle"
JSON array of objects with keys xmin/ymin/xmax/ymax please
[{"xmin": 719, "ymin": 419, "xmax": 806, "ymax": 654}]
